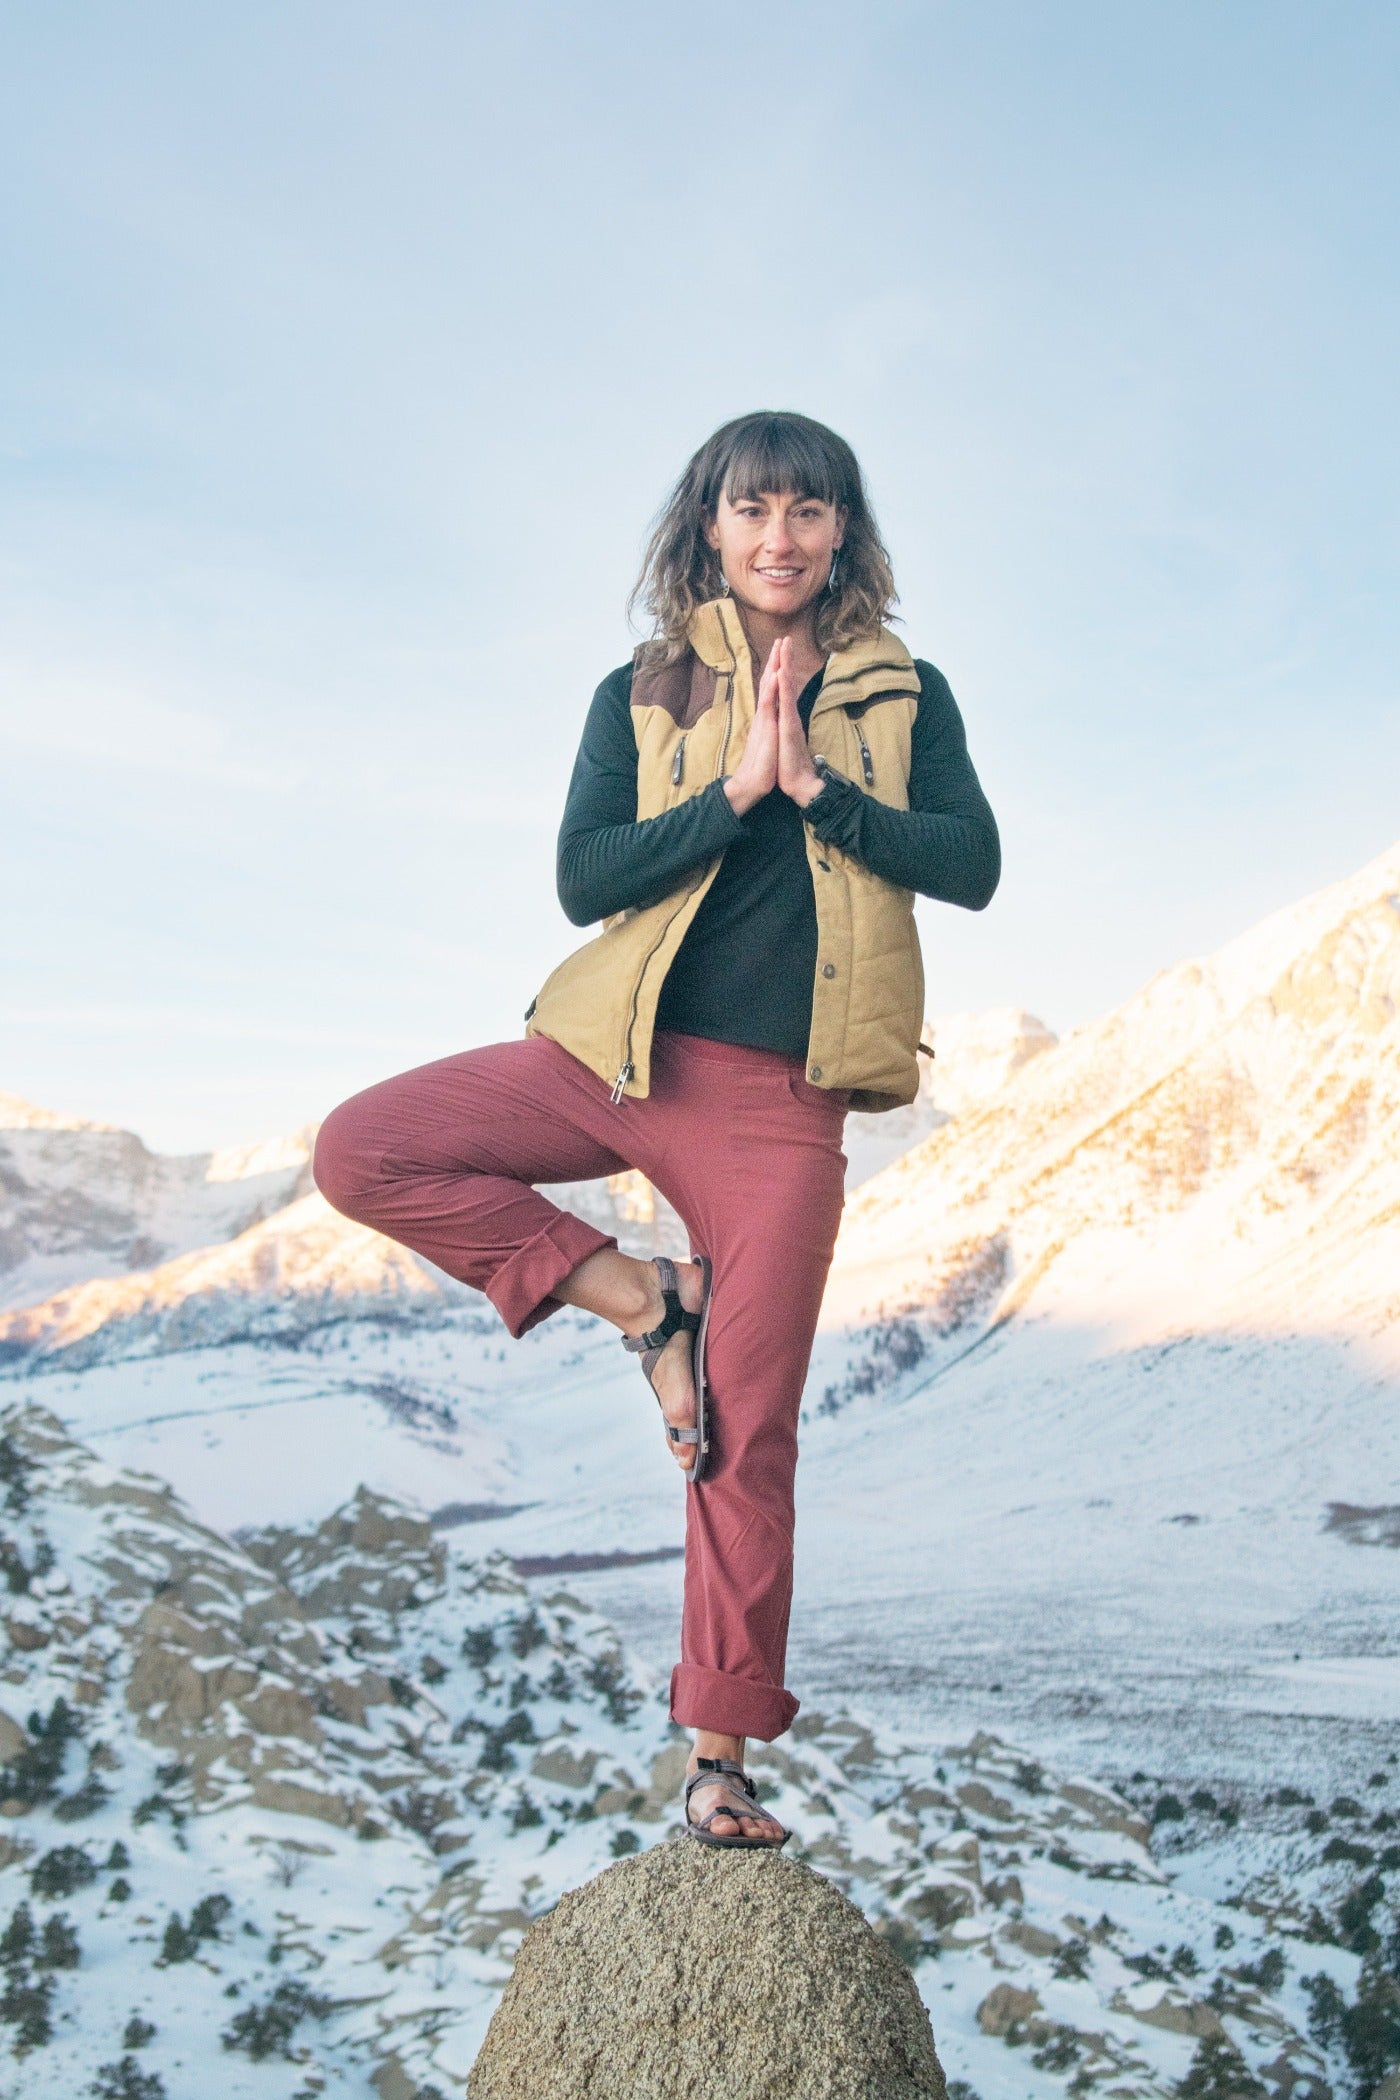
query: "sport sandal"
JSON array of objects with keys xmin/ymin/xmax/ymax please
[
  {"xmin": 683, "ymin": 1756, "xmax": 790, "ymax": 1850},
  {"xmin": 621, "ymin": 1255, "xmax": 713, "ymax": 1484}
]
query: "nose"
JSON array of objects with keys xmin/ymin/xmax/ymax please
[{"xmin": 761, "ymin": 517, "xmax": 797, "ymax": 555}]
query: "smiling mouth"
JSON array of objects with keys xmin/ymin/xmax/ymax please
[{"xmin": 754, "ymin": 566, "xmax": 804, "ymax": 581}]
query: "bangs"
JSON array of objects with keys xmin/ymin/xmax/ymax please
[{"xmin": 713, "ymin": 412, "xmax": 851, "ymax": 508}]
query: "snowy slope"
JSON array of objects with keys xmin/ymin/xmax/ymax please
[
  {"xmin": 2, "ymin": 1400, "xmax": 1382, "ymax": 2100},
  {"xmin": 0, "ymin": 846, "xmax": 1396, "ymax": 1804},
  {"xmin": 843, "ymin": 1006, "xmax": 1057, "ymax": 1188}
]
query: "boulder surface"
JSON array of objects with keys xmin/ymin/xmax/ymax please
[{"xmin": 468, "ymin": 1836, "xmax": 947, "ymax": 2100}]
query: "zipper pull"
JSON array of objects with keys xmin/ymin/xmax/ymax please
[
  {"xmin": 671, "ymin": 737, "xmax": 686, "ymax": 786},
  {"xmin": 609, "ymin": 1060, "xmax": 634, "ymax": 1104},
  {"xmin": 856, "ymin": 724, "xmax": 874, "ymax": 786}
]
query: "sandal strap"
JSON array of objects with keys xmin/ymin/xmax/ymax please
[
  {"xmin": 683, "ymin": 1756, "xmax": 757, "ymax": 1806},
  {"xmin": 621, "ymin": 1256, "xmax": 701, "ymax": 1354},
  {"xmin": 684, "ymin": 1761, "xmax": 787, "ymax": 1837}
]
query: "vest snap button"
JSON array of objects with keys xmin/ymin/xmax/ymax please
[
  {"xmin": 821, "ymin": 963, "xmax": 836, "ymax": 978},
  {"xmin": 809, "ymin": 1065, "xmax": 823, "ymax": 1081}
]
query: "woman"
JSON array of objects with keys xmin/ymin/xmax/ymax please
[{"xmin": 313, "ymin": 410, "xmax": 1000, "ymax": 1848}]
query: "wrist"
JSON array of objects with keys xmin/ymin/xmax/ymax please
[
  {"xmin": 789, "ymin": 770, "xmax": 828, "ymax": 811},
  {"xmin": 723, "ymin": 774, "xmax": 760, "ymax": 818}
]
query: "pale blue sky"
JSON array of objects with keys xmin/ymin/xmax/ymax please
[{"xmin": 3, "ymin": 3, "xmax": 1398, "ymax": 1150}]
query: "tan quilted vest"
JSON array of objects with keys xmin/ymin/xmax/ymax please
[{"xmin": 526, "ymin": 596, "xmax": 925, "ymax": 1112}]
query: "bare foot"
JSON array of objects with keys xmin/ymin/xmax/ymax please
[{"xmin": 624, "ymin": 1258, "xmax": 706, "ymax": 1470}]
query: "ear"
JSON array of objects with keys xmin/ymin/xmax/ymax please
[
  {"xmin": 832, "ymin": 503, "xmax": 849, "ymax": 552},
  {"xmin": 702, "ymin": 510, "xmax": 720, "ymax": 552}
]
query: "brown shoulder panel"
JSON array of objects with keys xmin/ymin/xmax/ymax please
[{"xmin": 631, "ymin": 647, "xmax": 719, "ymax": 728}]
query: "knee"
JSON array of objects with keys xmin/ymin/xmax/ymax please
[{"xmin": 312, "ymin": 1098, "xmax": 383, "ymax": 1222}]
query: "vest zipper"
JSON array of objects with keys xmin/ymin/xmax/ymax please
[
  {"xmin": 612, "ymin": 673, "xmax": 735, "ymax": 1103},
  {"xmin": 855, "ymin": 722, "xmax": 874, "ymax": 786},
  {"xmin": 609, "ymin": 1061, "xmax": 634, "ymax": 1103},
  {"xmin": 671, "ymin": 737, "xmax": 686, "ymax": 786}
]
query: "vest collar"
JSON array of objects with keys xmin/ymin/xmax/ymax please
[{"xmin": 685, "ymin": 599, "xmax": 919, "ymax": 717}]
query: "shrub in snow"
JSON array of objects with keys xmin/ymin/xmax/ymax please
[
  {"xmin": 30, "ymin": 1844, "xmax": 97, "ymax": 1899},
  {"xmin": 107, "ymin": 1841, "xmax": 130, "ymax": 1871},
  {"xmin": 461, "ymin": 1625, "xmax": 497, "ymax": 1667},
  {"xmin": 1050, "ymin": 1935, "xmax": 1090, "ymax": 1980},
  {"xmin": 0, "ymin": 1968, "xmax": 55, "ymax": 2051},
  {"xmin": 0, "ymin": 1433, "xmax": 35, "ymax": 1513},
  {"xmin": 108, "ymin": 1878, "xmax": 131, "ymax": 1904},
  {"xmin": 188, "ymin": 1894, "xmax": 231, "ymax": 1943},
  {"xmin": 510, "ymin": 1610, "xmax": 544, "ymax": 1657},
  {"xmin": 609, "ymin": 1828, "xmax": 639, "ymax": 1857},
  {"xmin": 1151, "ymin": 1792, "xmax": 1185, "ymax": 1825},
  {"xmin": 584, "ymin": 1652, "xmax": 638, "ymax": 1725},
  {"xmin": 122, "ymin": 2016, "xmax": 156, "ymax": 2048},
  {"xmin": 221, "ymin": 1980, "xmax": 330, "ymax": 2061},
  {"xmin": 158, "ymin": 1915, "xmax": 199, "ymax": 1965},
  {"xmin": 1176, "ymin": 2035, "xmax": 1267, "ymax": 2098},
  {"xmin": 53, "ymin": 1773, "xmax": 112, "ymax": 1822},
  {"xmin": 35, "ymin": 1914, "xmax": 79, "ymax": 1970},
  {"xmin": 1, "ymin": 1697, "xmax": 81, "ymax": 1807},
  {"xmin": 0, "ymin": 1902, "xmax": 34, "ymax": 1966},
  {"xmin": 89, "ymin": 2056, "xmax": 166, "ymax": 2100}
]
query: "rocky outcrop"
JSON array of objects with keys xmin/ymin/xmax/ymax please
[{"xmin": 468, "ymin": 1838, "xmax": 947, "ymax": 2100}]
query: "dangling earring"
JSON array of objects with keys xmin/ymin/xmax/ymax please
[
  {"xmin": 717, "ymin": 563, "xmax": 730, "ymax": 597},
  {"xmin": 827, "ymin": 552, "xmax": 840, "ymax": 592}
]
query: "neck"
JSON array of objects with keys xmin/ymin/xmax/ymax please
[{"xmin": 731, "ymin": 599, "xmax": 824, "ymax": 678}]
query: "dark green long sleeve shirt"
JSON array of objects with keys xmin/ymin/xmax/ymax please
[{"xmin": 556, "ymin": 658, "xmax": 1000, "ymax": 1060}]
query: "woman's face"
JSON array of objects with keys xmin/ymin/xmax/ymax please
[{"xmin": 704, "ymin": 489, "xmax": 846, "ymax": 621}]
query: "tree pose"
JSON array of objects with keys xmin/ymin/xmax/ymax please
[{"xmin": 314, "ymin": 410, "xmax": 1000, "ymax": 1846}]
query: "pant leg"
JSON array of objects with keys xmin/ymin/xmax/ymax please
[
  {"xmin": 312, "ymin": 1036, "xmax": 635, "ymax": 1337},
  {"xmin": 644, "ymin": 1032, "xmax": 848, "ymax": 1742}
]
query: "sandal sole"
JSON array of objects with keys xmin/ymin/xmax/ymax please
[{"xmin": 688, "ymin": 1254, "xmax": 713, "ymax": 1487}]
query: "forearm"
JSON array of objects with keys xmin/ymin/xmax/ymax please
[
  {"xmin": 558, "ymin": 777, "xmax": 744, "ymax": 925},
  {"xmin": 806, "ymin": 768, "xmax": 1001, "ymax": 906}
]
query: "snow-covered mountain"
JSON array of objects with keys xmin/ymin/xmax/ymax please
[
  {"xmin": 0, "ymin": 845, "xmax": 1396, "ymax": 1803},
  {"xmin": 843, "ymin": 1006, "xmax": 1057, "ymax": 1187},
  {"xmin": 1, "ymin": 1400, "xmax": 1383, "ymax": 2100},
  {"xmin": 824, "ymin": 837, "xmax": 1400, "ymax": 1346},
  {"xmin": 0, "ymin": 1097, "xmax": 318, "ymax": 1315}
]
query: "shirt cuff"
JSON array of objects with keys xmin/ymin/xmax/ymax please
[{"xmin": 804, "ymin": 764, "xmax": 861, "ymax": 840}]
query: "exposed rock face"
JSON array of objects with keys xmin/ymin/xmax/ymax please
[{"xmin": 469, "ymin": 1838, "xmax": 947, "ymax": 2100}]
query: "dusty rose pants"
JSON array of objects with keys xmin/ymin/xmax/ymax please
[{"xmin": 312, "ymin": 1029, "xmax": 848, "ymax": 1741}]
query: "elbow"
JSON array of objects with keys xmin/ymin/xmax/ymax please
[
  {"xmin": 557, "ymin": 885, "xmax": 596, "ymax": 929},
  {"xmin": 556, "ymin": 849, "xmax": 598, "ymax": 928},
  {"xmin": 965, "ymin": 828, "xmax": 1002, "ymax": 912}
]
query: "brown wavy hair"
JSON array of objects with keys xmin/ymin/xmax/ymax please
[{"xmin": 630, "ymin": 410, "xmax": 899, "ymax": 665}]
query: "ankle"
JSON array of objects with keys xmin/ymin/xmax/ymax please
[
  {"xmin": 689, "ymin": 1731, "xmax": 744, "ymax": 1771},
  {"xmin": 616, "ymin": 1256, "xmax": 664, "ymax": 1337}
]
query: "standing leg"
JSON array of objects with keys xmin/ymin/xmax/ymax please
[{"xmin": 645, "ymin": 1035, "xmax": 848, "ymax": 1748}]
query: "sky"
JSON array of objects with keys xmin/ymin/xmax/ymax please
[{"xmin": 2, "ymin": 2, "xmax": 1398, "ymax": 1152}]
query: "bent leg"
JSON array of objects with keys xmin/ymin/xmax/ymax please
[{"xmin": 313, "ymin": 1037, "xmax": 631, "ymax": 1337}]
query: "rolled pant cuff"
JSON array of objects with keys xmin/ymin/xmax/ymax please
[
  {"xmin": 488, "ymin": 1215, "xmax": 617, "ymax": 1338},
  {"xmin": 669, "ymin": 1662, "xmax": 799, "ymax": 1742}
]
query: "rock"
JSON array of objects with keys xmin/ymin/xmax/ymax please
[
  {"xmin": 469, "ymin": 1838, "xmax": 947, "ymax": 2100},
  {"xmin": 976, "ymin": 1981, "xmax": 1041, "ymax": 2036},
  {"xmin": 0, "ymin": 1709, "xmax": 29, "ymax": 1761}
]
